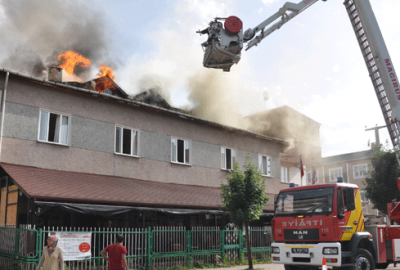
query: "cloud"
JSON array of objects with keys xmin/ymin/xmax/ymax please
[{"xmin": 261, "ymin": 0, "xmax": 281, "ymax": 5}]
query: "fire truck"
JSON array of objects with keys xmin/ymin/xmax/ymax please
[
  {"xmin": 271, "ymin": 179, "xmax": 400, "ymax": 270},
  {"xmin": 197, "ymin": 0, "xmax": 400, "ymax": 269}
]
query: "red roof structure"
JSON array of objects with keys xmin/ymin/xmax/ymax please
[{"xmin": 1, "ymin": 163, "xmax": 274, "ymax": 211}]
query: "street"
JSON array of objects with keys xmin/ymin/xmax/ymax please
[{"xmin": 195, "ymin": 263, "xmax": 400, "ymax": 270}]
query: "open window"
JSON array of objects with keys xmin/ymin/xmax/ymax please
[
  {"xmin": 343, "ymin": 187, "xmax": 355, "ymax": 211},
  {"xmin": 337, "ymin": 187, "xmax": 355, "ymax": 219},
  {"xmin": 38, "ymin": 110, "xmax": 69, "ymax": 145}
]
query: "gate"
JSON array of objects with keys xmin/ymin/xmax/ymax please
[{"xmin": 0, "ymin": 226, "xmax": 41, "ymax": 270}]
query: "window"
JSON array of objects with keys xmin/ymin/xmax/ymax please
[
  {"xmin": 38, "ymin": 110, "xmax": 69, "ymax": 145},
  {"xmin": 353, "ymin": 164, "xmax": 368, "ymax": 179},
  {"xmin": 329, "ymin": 167, "xmax": 343, "ymax": 182},
  {"xmin": 258, "ymin": 155, "xmax": 271, "ymax": 176},
  {"xmin": 281, "ymin": 166, "xmax": 289, "ymax": 183},
  {"xmin": 221, "ymin": 147, "xmax": 236, "ymax": 170},
  {"xmin": 171, "ymin": 138, "xmax": 190, "ymax": 164},
  {"xmin": 306, "ymin": 170, "xmax": 319, "ymax": 185},
  {"xmin": 360, "ymin": 190, "xmax": 368, "ymax": 214},
  {"xmin": 115, "ymin": 126, "xmax": 139, "ymax": 156}
]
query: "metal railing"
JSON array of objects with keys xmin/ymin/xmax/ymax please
[{"xmin": 0, "ymin": 225, "xmax": 272, "ymax": 270}]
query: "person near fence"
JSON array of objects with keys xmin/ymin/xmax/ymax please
[
  {"xmin": 100, "ymin": 234, "xmax": 128, "ymax": 270},
  {"xmin": 35, "ymin": 235, "xmax": 64, "ymax": 270}
]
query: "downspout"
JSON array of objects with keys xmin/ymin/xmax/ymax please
[
  {"xmin": 0, "ymin": 72, "xmax": 9, "ymax": 159},
  {"xmin": 346, "ymin": 162, "xmax": 350, "ymax": 183}
]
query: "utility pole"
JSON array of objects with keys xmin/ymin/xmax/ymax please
[{"xmin": 365, "ymin": 124, "xmax": 386, "ymax": 145}]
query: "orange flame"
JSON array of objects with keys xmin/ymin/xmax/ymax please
[
  {"xmin": 97, "ymin": 64, "xmax": 115, "ymax": 79},
  {"xmin": 58, "ymin": 51, "xmax": 91, "ymax": 74},
  {"xmin": 96, "ymin": 64, "xmax": 116, "ymax": 92}
]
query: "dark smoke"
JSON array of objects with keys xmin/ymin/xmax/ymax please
[{"xmin": 0, "ymin": 0, "xmax": 112, "ymax": 79}]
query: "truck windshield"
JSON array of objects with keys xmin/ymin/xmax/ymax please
[{"xmin": 275, "ymin": 187, "xmax": 334, "ymax": 216}]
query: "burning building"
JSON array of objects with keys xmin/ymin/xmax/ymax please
[{"xmin": 0, "ymin": 67, "xmax": 293, "ymax": 228}]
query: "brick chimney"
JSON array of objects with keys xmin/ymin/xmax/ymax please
[{"xmin": 48, "ymin": 66, "xmax": 63, "ymax": 82}]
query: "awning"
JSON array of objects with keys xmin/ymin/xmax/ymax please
[
  {"xmin": 1, "ymin": 163, "xmax": 275, "ymax": 212},
  {"xmin": 34, "ymin": 201, "xmax": 224, "ymax": 216}
]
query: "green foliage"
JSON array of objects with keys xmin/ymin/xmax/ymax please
[
  {"xmin": 221, "ymin": 155, "xmax": 269, "ymax": 224},
  {"xmin": 222, "ymin": 253, "xmax": 227, "ymax": 263},
  {"xmin": 364, "ymin": 146, "xmax": 400, "ymax": 214}
]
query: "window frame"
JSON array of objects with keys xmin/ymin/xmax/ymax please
[
  {"xmin": 329, "ymin": 167, "xmax": 343, "ymax": 182},
  {"xmin": 221, "ymin": 146, "xmax": 236, "ymax": 170},
  {"xmin": 114, "ymin": 125, "xmax": 140, "ymax": 157},
  {"xmin": 361, "ymin": 190, "xmax": 369, "ymax": 214},
  {"xmin": 353, "ymin": 164, "xmax": 368, "ymax": 179},
  {"xmin": 306, "ymin": 170, "xmax": 319, "ymax": 185},
  {"xmin": 38, "ymin": 109, "xmax": 70, "ymax": 146},
  {"xmin": 258, "ymin": 154, "xmax": 271, "ymax": 176},
  {"xmin": 281, "ymin": 166, "xmax": 289, "ymax": 183},
  {"xmin": 171, "ymin": 137, "xmax": 191, "ymax": 165}
]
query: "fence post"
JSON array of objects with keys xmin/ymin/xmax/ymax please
[
  {"xmin": 97, "ymin": 228, "xmax": 101, "ymax": 270},
  {"xmin": 239, "ymin": 229, "xmax": 243, "ymax": 262},
  {"xmin": 13, "ymin": 228, "xmax": 20, "ymax": 270},
  {"xmin": 36, "ymin": 228, "xmax": 43, "ymax": 267},
  {"xmin": 186, "ymin": 229, "xmax": 192, "ymax": 267},
  {"xmin": 147, "ymin": 227, "xmax": 152, "ymax": 270},
  {"xmin": 220, "ymin": 230, "xmax": 225, "ymax": 262}
]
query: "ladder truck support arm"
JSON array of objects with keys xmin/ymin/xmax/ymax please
[
  {"xmin": 197, "ymin": 0, "xmax": 400, "ymax": 165},
  {"xmin": 244, "ymin": 0, "xmax": 324, "ymax": 50}
]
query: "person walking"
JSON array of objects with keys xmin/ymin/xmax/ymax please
[
  {"xmin": 35, "ymin": 235, "xmax": 64, "ymax": 270},
  {"xmin": 100, "ymin": 234, "xmax": 128, "ymax": 270}
]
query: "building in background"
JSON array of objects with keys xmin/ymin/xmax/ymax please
[
  {"xmin": 305, "ymin": 149, "xmax": 383, "ymax": 224},
  {"xmin": 247, "ymin": 105, "xmax": 322, "ymax": 187}
]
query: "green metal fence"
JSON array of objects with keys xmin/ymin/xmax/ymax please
[
  {"xmin": 0, "ymin": 226, "xmax": 41, "ymax": 270},
  {"xmin": 0, "ymin": 225, "xmax": 271, "ymax": 270}
]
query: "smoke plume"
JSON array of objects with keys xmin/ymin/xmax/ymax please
[
  {"xmin": 187, "ymin": 69, "xmax": 249, "ymax": 129},
  {"xmin": 0, "ymin": 0, "xmax": 111, "ymax": 79}
]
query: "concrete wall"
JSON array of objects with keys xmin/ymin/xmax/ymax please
[{"xmin": 0, "ymin": 74, "xmax": 288, "ymax": 192}]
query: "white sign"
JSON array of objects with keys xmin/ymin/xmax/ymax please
[{"xmin": 50, "ymin": 232, "xmax": 92, "ymax": 261}]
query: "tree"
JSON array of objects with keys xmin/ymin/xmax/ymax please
[
  {"xmin": 364, "ymin": 146, "xmax": 400, "ymax": 214},
  {"xmin": 221, "ymin": 155, "xmax": 269, "ymax": 270}
]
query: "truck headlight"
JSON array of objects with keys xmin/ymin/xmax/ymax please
[
  {"xmin": 272, "ymin": 247, "xmax": 280, "ymax": 254},
  {"xmin": 323, "ymin": 247, "xmax": 338, "ymax": 255}
]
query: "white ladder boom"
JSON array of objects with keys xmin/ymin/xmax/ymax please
[{"xmin": 345, "ymin": 0, "xmax": 400, "ymax": 165}]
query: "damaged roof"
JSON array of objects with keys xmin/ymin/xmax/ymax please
[{"xmin": 0, "ymin": 68, "xmax": 287, "ymax": 145}]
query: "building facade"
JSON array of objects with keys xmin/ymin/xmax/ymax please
[{"xmin": 0, "ymin": 69, "xmax": 298, "ymax": 228}]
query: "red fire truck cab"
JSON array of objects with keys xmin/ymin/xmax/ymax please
[{"xmin": 271, "ymin": 180, "xmax": 400, "ymax": 270}]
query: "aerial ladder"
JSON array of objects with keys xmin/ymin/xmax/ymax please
[{"xmin": 197, "ymin": 0, "xmax": 400, "ymax": 165}]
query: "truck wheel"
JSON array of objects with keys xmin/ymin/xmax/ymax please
[{"xmin": 354, "ymin": 248, "xmax": 375, "ymax": 270}]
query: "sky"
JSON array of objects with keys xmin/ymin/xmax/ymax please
[{"xmin": 0, "ymin": 0, "xmax": 399, "ymax": 157}]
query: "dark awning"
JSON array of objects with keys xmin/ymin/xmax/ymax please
[{"xmin": 34, "ymin": 201, "xmax": 224, "ymax": 216}]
